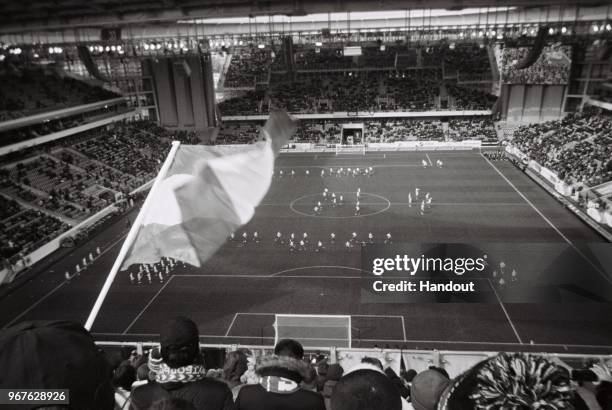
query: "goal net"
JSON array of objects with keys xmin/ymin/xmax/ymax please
[
  {"xmin": 274, "ymin": 314, "xmax": 352, "ymax": 348},
  {"xmin": 335, "ymin": 144, "xmax": 366, "ymax": 156}
]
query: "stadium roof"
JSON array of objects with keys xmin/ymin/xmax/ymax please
[{"xmin": 0, "ymin": 0, "xmax": 608, "ymax": 32}]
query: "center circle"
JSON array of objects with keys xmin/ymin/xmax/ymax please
[{"xmin": 289, "ymin": 192, "xmax": 391, "ymax": 219}]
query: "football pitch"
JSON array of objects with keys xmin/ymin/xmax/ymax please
[{"xmin": 2, "ymin": 150, "xmax": 612, "ymax": 353}]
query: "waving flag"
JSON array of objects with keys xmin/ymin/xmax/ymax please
[{"xmin": 121, "ymin": 110, "xmax": 297, "ymax": 269}]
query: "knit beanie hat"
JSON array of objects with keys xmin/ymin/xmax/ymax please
[
  {"xmin": 411, "ymin": 369, "xmax": 451, "ymax": 410},
  {"xmin": 159, "ymin": 317, "xmax": 200, "ymax": 368},
  {"xmin": 437, "ymin": 353, "xmax": 574, "ymax": 410}
]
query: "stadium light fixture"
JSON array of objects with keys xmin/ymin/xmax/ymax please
[
  {"xmin": 561, "ymin": 26, "xmax": 567, "ymax": 34},
  {"xmin": 48, "ymin": 47, "xmax": 54, "ymax": 54},
  {"xmin": 548, "ymin": 27, "xmax": 555, "ymax": 35},
  {"xmin": 110, "ymin": 45, "xmax": 116, "ymax": 51},
  {"xmin": 593, "ymin": 24, "xmax": 599, "ymax": 32},
  {"xmin": 89, "ymin": 46, "xmax": 94, "ymax": 52},
  {"xmin": 606, "ymin": 23, "xmax": 612, "ymax": 31},
  {"xmin": 144, "ymin": 43, "xmax": 150, "ymax": 50},
  {"xmin": 239, "ymin": 40, "xmax": 243, "ymax": 45},
  {"xmin": 315, "ymin": 41, "xmax": 323, "ymax": 46},
  {"xmin": 258, "ymin": 44, "xmax": 265, "ymax": 49},
  {"xmin": 0, "ymin": 55, "xmax": 5, "ymax": 61},
  {"xmin": 105, "ymin": 46, "xmax": 110, "ymax": 52}
]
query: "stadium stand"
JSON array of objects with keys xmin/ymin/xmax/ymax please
[
  {"xmin": 0, "ymin": 120, "xmax": 199, "ymax": 262},
  {"xmin": 225, "ymin": 48, "xmax": 272, "ymax": 88},
  {"xmin": 448, "ymin": 118, "xmax": 498, "ymax": 143},
  {"xmin": 218, "ymin": 44, "xmax": 497, "ymax": 116},
  {"xmin": 510, "ymin": 113, "xmax": 612, "ymax": 186},
  {"xmin": 0, "ymin": 197, "xmax": 69, "ymax": 259},
  {"xmin": 366, "ymin": 119, "xmax": 445, "ymax": 142},
  {"xmin": 213, "ymin": 117, "xmax": 500, "ymax": 145},
  {"xmin": 0, "ymin": 67, "xmax": 118, "ymax": 121},
  {"xmin": 2, "ymin": 4, "xmax": 612, "ymax": 410}
]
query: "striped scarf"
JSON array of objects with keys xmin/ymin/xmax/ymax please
[{"xmin": 148, "ymin": 349, "xmax": 207, "ymax": 384}]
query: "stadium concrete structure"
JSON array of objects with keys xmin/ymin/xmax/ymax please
[{"xmin": 1, "ymin": 1, "xmax": 612, "ymax": 408}]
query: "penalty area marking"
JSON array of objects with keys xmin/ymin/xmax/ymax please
[{"xmin": 225, "ymin": 312, "xmax": 406, "ymax": 342}]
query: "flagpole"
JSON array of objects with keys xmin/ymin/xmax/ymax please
[{"xmin": 84, "ymin": 140, "xmax": 182, "ymax": 331}]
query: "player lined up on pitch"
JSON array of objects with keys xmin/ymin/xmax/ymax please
[
  {"xmin": 125, "ymin": 256, "xmax": 184, "ymax": 285},
  {"xmin": 229, "ymin": 229, "xmax": 393, "ymax": 252},
  {"xmin": 276, "ymin": 166, "xmax": 375, "ymax": 178}
]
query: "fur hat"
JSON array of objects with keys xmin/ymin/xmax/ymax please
[{"xmin": 255, "ymin": 354, "xmax": 312, "ymax": 383}]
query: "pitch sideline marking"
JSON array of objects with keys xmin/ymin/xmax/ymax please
[
  {"xmin": 481, "ymin": 153, "xmax": 611, "ymax": 285},
  {"xmin": 487, "ymin": 279, "xmax": 523, "ymax": 344},
  {"xmin": 122, "ymin": 276, "xmax": 175, "ymax": 335},
  {"xmin": 2, "ymin": 232, "xmax": 129, "ymax": 329}
]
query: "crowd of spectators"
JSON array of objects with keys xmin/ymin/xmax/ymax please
[
  {"xmin": 511, "ymin": 113, "xmax": 612, "ymax": 186},
  {"xmin": 448, "ymin": 119, "xmax": 498, "ymax": 143},
  {"xmin": 0, "ymin": 197, "xmax": 69, "ymax": 259},
  {"xmin": 0, "ymin": 120, "xmax": 200, "ymax": 261},
  {"xmin": 217, "ymin": 42, "xmax": 500, "ymax": 117},
  {"xmin": 0, "ymin": 67, "xmax": 118, "ymax": 121},
  {"xmin": 501, "ymin": 46, "xmax": 572, "ymax": 85},
  {"xmin": 445, "ymin": 83, "xmax": 497, "ymax": 111},
  {"xmin": 225, "ymin": 48, "xmax": 272, "ymax": 88},
  {"xmin": 214, "ymin": 117, "xmax": 500, "ymax": 145},
  {"xmin": 366, "ymin": 120, "xmax": 444, "ymax": 142},
  {"xmin": 216, "ymin": 122, "xmax": 261, "ymax": 145},
  {"xmin": 219, "ymin": 71, "xmax": 496, "ymax": 116},
  {"xmin": 1, "ymin": 317, "xmax": 610, "ymax": 410},
  {"xmin": 218, "ymin": 90, "xmax": 266, "ymax": 116}
]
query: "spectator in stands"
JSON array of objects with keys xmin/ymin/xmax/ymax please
[
  {"xmin": 361, "ymin": 357, "xmax": 384, "ymax": 371},
  {"xmin": 113, "ymin": 363, "xmax": 137, "ymax": 409},
  {"xmin": 322, "ymin": 364, "xmax": 344, "ymax": 410},
  {"xmin": 330, "ymin": 365, "xmax": 404, "ymax": 410},
  {"xmin": 129, "ymin": 316, "xmax": 234, "ymax": 410},
  {"xmin": 222, "ymin": 350, "xmax": 249, "ymax": 400},
  {"xmin": 132, "ymin": 363, "xmax": 153, "ymax": 390},
  {"xmin": 235, "ymin": 339, "xmax": 325, "ymax": 410},
  {"xmin": 0, "ymin": 320, "xmax": 115, "ymax": 410},
  {"xmin": 408, "ymin": 369, "xmax": 450, "ymax": 410}
]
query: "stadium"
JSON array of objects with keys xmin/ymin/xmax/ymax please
[{"xmin": 1, "ymin": 0, "xmax": 612, "ymax": 409}]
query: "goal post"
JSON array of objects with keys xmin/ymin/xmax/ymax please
[
  {"xmin": 335, "ymin": 144, "xmax": 366, "ymax": 156},
  {"xmin": 274, "ymin": 314, "xmax": 352, "ymax": 348}
]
